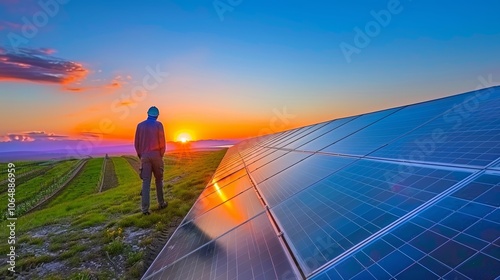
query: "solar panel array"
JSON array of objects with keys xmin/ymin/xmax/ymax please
[{"xmin": 143, "ymin": 86, "xmax": 500, "ymax": 280}]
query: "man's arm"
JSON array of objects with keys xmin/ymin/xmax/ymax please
[
  {"xmin": 134, "ymin": 124, "xmax": 141, "ymax": 158},
  {"xmin": 159, "ymin": 122, "xmax": 166, "ymax": 156}
]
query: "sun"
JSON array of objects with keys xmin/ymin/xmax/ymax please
[{"xmin": 177, "ymin": 132, "xmax": 191, "ymax": 143}]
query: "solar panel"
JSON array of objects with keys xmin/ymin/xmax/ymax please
[
  {"xmin": 318, "ymin": 92, "xmax": 474, "ymax": 157},
  {"xmin": 281, "ymin": 117, "xmax": 357, "ymax": 150},
  {"xmin": 257, "ymin": 155, "xmax": 356, "ymax": 207},
  {"xmin": 246, "ymin": 149, "xmax": 291, "ymax": 172},
  {"xmin": 143, "ymin": 86, "xmax": 500, "ymax": 280},
  {"xmin": 310, "ymin": 172, "xmax": 500, "ymax": 279},
  {"xmin": 295, "ymin": 108, "xmax": 399, "ymax": 152},
  {"xmin": 201, "ymin": 168, "xmax": 248, "ymax": 198},
  {"xmin": 271, "ymin": 160, "xmax": 471, "ymax": 275},
  {"xmin": 371, "ymin": 89, "xmax": 500, "ymax": 167},
  {"xmin": 183, "ymin": 175, "xmax": 254, "ymax": 223},
  {"xmin": 143, "ymin": 213, "xmax": 301, "ymax": 280},
  {"xmin": 272, "ymin": 123, "xmax": 327, "ymax": 148},
  {"xmin": 145, "ymin": 188, "xmax": 266, "ymax": 276},
  {"xmin": 250, "ymin": 151, "xmax": 311, "ymax": 184},
  {"xmin": 213, "ymin": 163, "xmax": 246, "ymax": 180}
]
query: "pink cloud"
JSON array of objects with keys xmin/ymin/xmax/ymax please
[
  {"xmin": 0, "ymin": 47, "xmax": 134, "ymax": 93},
  {"xmin": 80, "ymin": 132, "xmax": 107, "ymax": 138},
  {"xmin": 39, "ymin": 48, "xmax": 56, "ymax": 55},
  {"xmin": 0, "ymin": 47, "xmax": 88, "ymax": 90},
  {"xmin": 1, "ymin": 131, "xmax": 68, "ymax": 142},
  {"xmin": 64, "ymin": 79, "xmax": 123, "ymax": 93}
]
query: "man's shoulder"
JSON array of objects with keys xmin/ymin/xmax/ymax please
[{"xmin": 138, "ymin": 119, "xmax": 163, "ymax": 127}]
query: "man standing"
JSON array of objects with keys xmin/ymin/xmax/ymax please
[{"xmin": 134, "ymin": 106, "xmax": 168, "ymax": 215}]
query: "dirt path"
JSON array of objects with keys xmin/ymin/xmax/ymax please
[
  {"xmin": 122, "ymin": 156, "xmax": 141, "ymax": 176},
  {"xmin": 101, "ymin": 158, "xmax": 119, "ymax": 192}
]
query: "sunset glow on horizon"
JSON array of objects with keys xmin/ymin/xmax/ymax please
[
  {"xmin": 1, "ymin": 1, "xmax": 500, "ymax": 152},
  {"xmin": 175, "ymin": 131, "xmax": 194, "ymax": 143}
]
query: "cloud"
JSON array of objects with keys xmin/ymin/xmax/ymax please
[
  {"xmin": 109, "ymin": 80, "xmax": 121, "ymax": 89},
  {"xmin": 65, "ymin": 87, "xmax": 84, "ymax": 92},
  {"xmin": 117, "ymin": 100, "xmax": 135, "ymax": 107},
  {"xmin": 80, "ymin": 132, "xmax": 106, "ymax": 138},
  {"xmin": 1, "ymin": 131, "xmax": 69, "ymax": 142},
  {"xmin": 2, "ymin": 134, "xmax": 34, "ymax": 142},
  {"xmin": 38, "ymin": 48, "xmax": 56, "ymax": 55},
  {"xmin": 107, "ymin": 75, "xmax": 130, "ymax": 89},
  {"xmin": 60, "ymin": 74, "xmax": 125, "ymax": 93},
  {"xmin": 0, "ymin": 47, "xmax": 88, "ymax": 89}
]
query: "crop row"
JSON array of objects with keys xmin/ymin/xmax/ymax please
[
  {"xmin": 9, "ymin": 159, "xmax": 88, "ymax": 218},
  {"xmin": 0, "ymin": 164, "xmax": 57, "ymax": 194}
]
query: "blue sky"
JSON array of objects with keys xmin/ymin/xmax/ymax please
[{"xmin": 0, "ymin": 0, "xmax": 499, "ymax": 147}]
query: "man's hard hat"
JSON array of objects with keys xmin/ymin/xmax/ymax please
[{"xmin": 147, "ymin": 106, "xmax": 159, "ymax": 117}]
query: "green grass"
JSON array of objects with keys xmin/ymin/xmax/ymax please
[
  {"xmin": 104, "ymin": 239, "xmax": 126, "ymax": 256},
  {"xmin": 0, "ymin": 161, "xmax": 48, "ymax": 181},
  {"xmin": 14, "ymin": 254, "xmax": 55, "ymax": 273},
  {"xmin": 47, "ymin": 158, "xmax": 103, "ymax": 206},
  {"xmin": 0, "ymin": 149, "xmax": 227, "ymax": 278},
  {"xmin": 0, "ymin": 159, "xmax": 78, "ymax": 207},
  {"xmin": 27, "ymin": 237, "xmax": 44, "ymax": 245}
]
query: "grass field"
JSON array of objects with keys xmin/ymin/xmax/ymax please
[
  {"xmin": 0, "ymin": 161, "xmax": 48, "ymax": 182},
  {"xmin": 0, "ymin": 149, "xmax": 226, "ymax": 279},
  {"xmin": 0, "ymin": 160, "xmax": 78, "ymax": 207}
]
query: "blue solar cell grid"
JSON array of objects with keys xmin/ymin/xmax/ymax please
[{"xmin": 311, "ymin": 172, "xmax": 500, "ymax": 280}]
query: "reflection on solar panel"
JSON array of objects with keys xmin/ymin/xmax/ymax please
[{"xmin": 143, "ymin": 86, "xmax": 500, "ymax": 280}]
